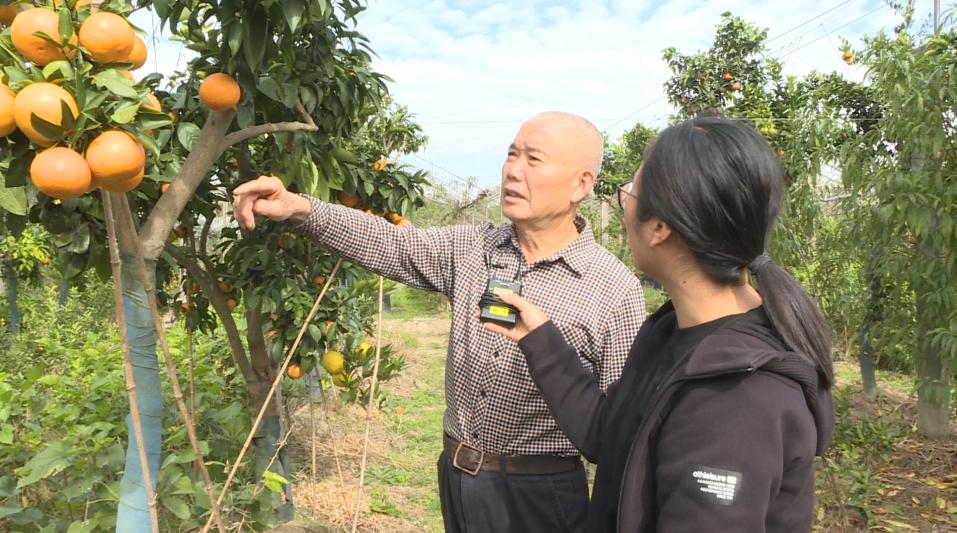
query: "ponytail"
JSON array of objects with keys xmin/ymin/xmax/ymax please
[{"xmin": 749, "ymin": 258, "xmax": 834, "ymax": 387}]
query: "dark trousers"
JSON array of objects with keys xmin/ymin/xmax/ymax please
[{"xmin": 437, "ymin": 450, "xmax": 589, "ymax": 533}]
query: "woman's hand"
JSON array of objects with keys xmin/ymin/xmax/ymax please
[{"xmin": 481, "ymin": 291, "xmax": 550, "ymax": 343}]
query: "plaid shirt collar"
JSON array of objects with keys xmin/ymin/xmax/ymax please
[{"xmin": 490, "ymin": 215, "xmax": 595, "ymax": 277}]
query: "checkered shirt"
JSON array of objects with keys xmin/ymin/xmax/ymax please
[{"xmin": 294, "ymin": 199, "xmax": 646, "ymax": 457}]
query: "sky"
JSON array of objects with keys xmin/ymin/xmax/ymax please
[{"xmin": 131, "ymin": 0, "xmax": 937, "ymax": 188}]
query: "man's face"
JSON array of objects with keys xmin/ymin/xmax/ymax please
[{"xmin": 500, "ymin": 118, "xmax": 585, "ymax": 225}]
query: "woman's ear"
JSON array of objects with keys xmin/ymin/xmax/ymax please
[{"xmin": 648, "ymin": 217, "xmax": 672, "ymax": 247}]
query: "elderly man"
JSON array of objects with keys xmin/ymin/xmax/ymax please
[{"xmin": 233, "ymin": 112, "xmax": 645, "ymax": 532}]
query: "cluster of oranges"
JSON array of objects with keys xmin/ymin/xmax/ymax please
[
  {"xmin": 337, "ymin": 187, "xmax": 411, "ymax": 226},
  {"xmin": 0, "ymin": 3, "xmax": 241, "ymax": 201}
]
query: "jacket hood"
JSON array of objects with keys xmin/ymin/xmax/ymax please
[{"xmin": 653, "ymin": 301, "xmax": 836, "ymax": 455}]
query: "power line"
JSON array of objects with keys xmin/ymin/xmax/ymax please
[
  {"xmin": 765, "ymin": 0, "xmax": 862, "ymax": 44},
  {"xmin": 599, "ymin": 0, "xmax": 879, "ymax": 135}
]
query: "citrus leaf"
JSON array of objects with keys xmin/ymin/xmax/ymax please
[
  {"xmin": 58, "ymin": 7, "xmax": 73, "ymax": 42},
  {"xmin": 93, "ymin": 70, "xmax": 138, "ymax": 99},
  {"xmin": 111, "ymin": 103, "xmax": 140, "ymax": 124},
  {"xmin": 282, "ymin": 0, "xmax": 305, "ymax": 33},
  {"xmin": 41, "ymin": 60, "xmax": 73, "ymax": 81},
  {"xmin": 243, "ymin": 6, "xmax": 268, "ymax": 74},
  {"xmin": 65, "ymin": 520, "xmax": 96, "ymax": 533},
  {"xmin": 226, "ymin": 22, "xmax": 242, "ymax": 58},
  {"xmin": 176, "ymin": 122, "xmax": 201, "ymax": 151},
  {"xmin": 0, "ymin": 187, "xmax": 27, "ymax": 216},
  {"xmin": 30, "ymin": 112, "xmax": 65, "ymax": 142},
  {"xmin": 59, "ymin": 98, "xmax": 75, "ymax": 131},
  {"xmin": 258, "ymin": 77, "xmax": 283, "ymax": 103}
]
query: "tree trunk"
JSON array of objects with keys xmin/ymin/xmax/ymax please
[
  {"xmin": 115, "ymin": 257, "xmax": 164, "ymax": 532},
  {"xmin": 916, "ymin": 294, "xmax": 952, "ymax": 438},
  {"xmin": 3, "ymin": 259, "xmax": 18, "ymax": 336},
  {"xmin": 57, "ymin": 277, "xmax": 70, "ymax": 307},
  {"xmin": 246, "ymin": 305, "xmax": 295, "ymax": 521}
]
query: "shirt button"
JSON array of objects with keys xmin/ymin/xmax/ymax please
[
  {"xmin": 479, "ymin": 389, "xmax": 487, "ymax": 398},
  {"xmin": 493, "ymin": 350, "xmax": 500, "ymax": 358},
  {"xmin": 471, "ymin": 431, "xmax": 479, "ymax": 440}
]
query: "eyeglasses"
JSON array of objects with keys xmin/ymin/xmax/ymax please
[{"xmin": 617, "ymin": 181, "xmax": 637, "ymax": 210}]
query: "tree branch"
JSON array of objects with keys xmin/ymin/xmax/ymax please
[
  {"xmin": 165, "ymin": 244, "xmax": 256, "ymax": 385},
  {"xmin": 220, "ymin": 122, "xmax": 318, "ymax": 153}
]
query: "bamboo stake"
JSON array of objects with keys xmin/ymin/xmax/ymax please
[
  {"xmin": 308, "ymin": 371, "xmax": 317, "ymax": 485},
  {"xmin": 350, "ymin": 275, "xmax": 386, "ymax": 533},
  {"xmin": 117, "ymin": 195, "xmax": 227, "ymax": 532},
  {"xmin": 184, "ymin": 277, "xmax": 198, "ymax": 480},
  {"xmin": 101, "ymin": 191, "xmax": 159, "ymax": 533},
  {"xmin": 318, "ymin": 369, "xmax": 349, "ymax": 507},
  {"xmin": 200, "ymin": 258, "xmax": 343, "ymax": 533}
]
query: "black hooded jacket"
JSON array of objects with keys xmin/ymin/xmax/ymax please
[{"xmin": 517, "ymin": 302, "xmax": 835, "ymax": 532}]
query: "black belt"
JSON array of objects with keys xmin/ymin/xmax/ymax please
[{"xmin": 443, "ymin": 434, "xmax": 580, "ymax": 476}]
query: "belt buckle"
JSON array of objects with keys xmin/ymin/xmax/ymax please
[{"xmin": 452, "ymin": 441, "xmax": 484, "ymax": 476}]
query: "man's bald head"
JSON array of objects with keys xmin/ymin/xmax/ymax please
[{"xmin": 523, "ymin": 111, "xmax": 604, "ymax": 177}]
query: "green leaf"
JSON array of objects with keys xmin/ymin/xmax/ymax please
[
  {"xmin": 93, "ymin": 70, "xmax": 138, "ymax": 99},
  {"xmin": 0, "ymin": 425, "xmax": 11, "ymax": 445},
  {"xmin": 65, "ymin": 520, "xmax": 96, "ymax": 533},
  {"xmin": 30, "ymin": 112, "xmax": 65, "ymax": 143},
  {"xmin": 162, "ymin": 495, "xmax": 191, "ymax": 520},
  {"xmin": 243, "ymin": 7, "xmax": 268, "ymax": 74},
  {"xmin": 41, "ymin": 60, "xmax": 73, "ymax": 81},
  {"xmin": 258, "ymin": 77, "xmax": 283, "ymax": 103},
  {"xmin": 111, "ymin": 103, "xmax": 140, "ymax": 124},
  {"xmin": 16, "ymin": 440, "xmax": 72, "ymax": 489},
  {"xmin": 59, "ymin": 97, "xmax": 76, "ymax": 131},
  {"xmin": 177, "ymin": 122, "xmax": 201, "ymax": 151},
  {"xmin": 58, "ymin": 7, "xmax": 73, "ymax": 42},
  {"xmin": 226, "ymin": 23, "xmax": 242, "ymax": 58},
  {"xmin": 282, "ymin": 0, "xmax": 305, "ymax": 33},
  {"xmin": 0, "ymin": 187, "xmax": 27, "ymax": 216},
  {"xmin": 330, "ymin": 146, "xmax": 358, "ymax": 164}
]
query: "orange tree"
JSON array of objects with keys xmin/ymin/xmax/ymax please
[
  {"xmin": 0, "ymin": 0, "xmax": 427, "ymax": 529},
  {"xmin": 661, "ymin": 14, "xmax": 871, "ymax": 355},
  {"xmin": 804, "ymin": 5, "xmax": 956, "ymax": 438}
]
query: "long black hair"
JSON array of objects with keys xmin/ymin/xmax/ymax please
[{"xmin": 637, "ymin": 115, "xmax": 834, "ymax": 387}]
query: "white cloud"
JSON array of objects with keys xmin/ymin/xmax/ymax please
[{"xmin": 136, "ymin": 0, "xmax": 933, "ymax": 187}]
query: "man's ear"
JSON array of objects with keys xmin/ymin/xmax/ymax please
[{"xmin": 570, "ymin": 168, "xmax": 597, "ymax": 204}]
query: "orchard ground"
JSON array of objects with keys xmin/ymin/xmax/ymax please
[{"xmin": 272, "ymin": 287, "xmax": 956, "ymax": 533}]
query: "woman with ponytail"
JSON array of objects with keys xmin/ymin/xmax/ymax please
[{"xmin": 485, "ymin": 115, "xmax": 835, "ymax": 532}]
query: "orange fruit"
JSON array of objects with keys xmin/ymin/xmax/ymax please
[
  {"xmin": 266, "ymin": 328, "xmax": 279, "ymax": 339},
  {"xmin": 0, "ymin": 4, "xmax": 17, "ymax": 25},
  {"xmin": 373, "ymin": 158, "xmax": 389, "ymax": 171},
  {"xmin": 338, "ymin": 191, "xmax": 361, "ymax": 208},
  {"xmin": 0, "ymin": 83, "xmax": 16, "ymax": 137},
  {"xmin": 11, "ymin": 8, "xmax": 77, "ymax": 66},
  {"xmin": 30, "ymin": 147, "xmax": 92, "ymax": 199},
  {"xmin": 142, "ymin": 92, "xmax": 161, "ymax": 112},
  {"xmin": 731, "ymin": 82, "xmax": 742, "ymax": 92},
  {"xmin": 13, "ymin": 82, "xmax": 79, "ymax": 146},
  {"xmin": 160, "ymin": 183, "xmax": 170, "ymax": 193},
  {"xmin": 313, "ymin": 274, "xmax": 326, "ymax": 286},
  {"xmin": 85, "ymin": 130, "xmax": 145, "ymax": 186},
  {"xmin": 79, "ymin": 12, "xmax": 134, "ymax": 63},
  {"xmin": 100, "ymin": 165, "xmax": 144, "ymax": 193},
  {"xmin": 722, "ymin": 71, "xmax": 733, "ymax": 81},
  {"xmin": 128, "ymin": 35, "xmax": 147, "ymax": 69},
  {"xmin": 397, "ymin": 218, "xmax": 413, "ymax": 227},
  {"xmin": 385, "ymin": 212, "xmax": 402, "ymax": 224},
  {"xmin": 226, "ymin": 298, "xmax": 238, "ymax": 310},
  {"xmin": 287, "ymin": 363, "xmax": 304, "ymax": 379},
  {"xmin": 198, "ymin": 72, "xmax": 241, "ymax": 111},
  {"xmin": 332, "ymin": 373, "xmax": 348, "ymax": 387},
  {"xmin": 321, "ymin": 351, "xmax": 345, "ymax": 374}
]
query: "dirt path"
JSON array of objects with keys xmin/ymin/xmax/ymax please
[{"xmin": 276, "ymin": 315, "xmax": 450, "ymax": 532}]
